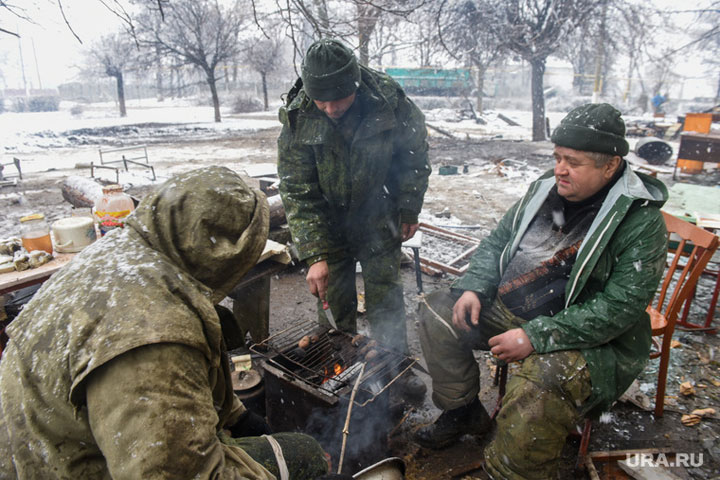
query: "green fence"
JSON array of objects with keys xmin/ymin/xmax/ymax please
[{"xmin": 384, "ymin": 67, "xmax": 473, "ymax": 96}]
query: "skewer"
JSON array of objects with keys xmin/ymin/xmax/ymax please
[{"xmin": 337, "ymin": 362, "xmax": 366, "ymax": 474}]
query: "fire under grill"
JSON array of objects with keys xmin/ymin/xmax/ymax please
[
  {"xmin": 251, "ymin": 318, "xmax": 417, "ymax": 406},
  {"xmin": 251, "ymin": 319, "xmax": 417, "ymax": 474}
]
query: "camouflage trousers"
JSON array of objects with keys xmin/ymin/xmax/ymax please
[
  {"xmin": 318, "ymin": 244, "xmax": 407, "ymax": 353},
  {"xmin": 220, "ymin": 432, "xmax": 328, "ymax": 479},
  {"xmin": 418, "ymin": 290, "xmax": 592, "ymax": 480}
]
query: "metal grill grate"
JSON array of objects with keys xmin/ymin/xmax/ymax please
[{"xmin": 251, "ymin": 319, "xmax": 416, "ymax": 406}]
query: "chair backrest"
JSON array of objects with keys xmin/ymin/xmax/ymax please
[{"xmin": 653, "ymin": 211, "xmax": 720, "ymax": 329}]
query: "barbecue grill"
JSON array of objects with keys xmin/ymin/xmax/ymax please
[
  {"xmin": 250, "ymin": 318, "xmax": 417, "ymax": 407},
  {"xmin": 251, "ymin": 319, "xmax": 419, "ymax": 474}
]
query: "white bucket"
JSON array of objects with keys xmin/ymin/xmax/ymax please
[{"xmin": 51, "ymin": 217, "xmax": 97, "ymax": 253}]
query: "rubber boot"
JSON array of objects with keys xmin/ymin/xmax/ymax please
[{"xmin": 414, "ymin": 397, "xmax": 492, "ymax": 449}]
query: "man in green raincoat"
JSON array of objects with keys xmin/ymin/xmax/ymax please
[
  {"xmin": 278, "ymin": 39, "xmax": 430, "ymax": 395},
  {"xmin": 414, "ymin": 104, "xmax": 669, "ymax": 479},
  {"xmin": 0, "ymin": 167, "xmax": 330, "ymax": 479}
]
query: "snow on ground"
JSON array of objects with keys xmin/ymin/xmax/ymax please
[{"xmin": 1, "ymin": 98, "xmax": 280, "ymax": 154}]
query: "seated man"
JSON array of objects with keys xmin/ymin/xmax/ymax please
[
  {"xmin": 415, "ymin": 104, "xmax": 668, "ymax": 479},
  {"xmin": 0, "ymin": 167, "xmax": 329, "ymax": 479}
]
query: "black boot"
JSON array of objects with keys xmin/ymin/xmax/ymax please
[{"xmin": 414, "ymin": 397, "xmax": 492, "ymax": 449}]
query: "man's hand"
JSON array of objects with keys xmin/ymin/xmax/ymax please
[
  {"xmin": 452, "ymin": 291, "xmax": 482, "ymax": 332},
  {"xmin": 401, "ymin": 223, "xmax": 419, "ymax": 242},
  {"xmin": 306, "ymin": 260, "xmax": 329, "ymax": 300},
  {"xmin": 488, "ymin": 328, "xmax": 534, "ymax": 363}
]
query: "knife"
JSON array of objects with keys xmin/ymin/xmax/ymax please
[{"xmin": 322, "ymin": 300, "xmax": 338, "ymax": 330}]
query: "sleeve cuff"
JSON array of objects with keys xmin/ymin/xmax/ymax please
[
  {"xmin": 521, "ymin": 320, "xmax": 549, "ymax": 354},
  {"xmin": 305, "ymin": 254, "xmax": 328, "ymax": 266}
]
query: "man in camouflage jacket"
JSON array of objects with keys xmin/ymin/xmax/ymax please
[
  {"xmin": 0, "ymin": 167, "xmax": 329, "ymax": 479},
  {"xmin": 278, "ymin": 39, "xmax": 430, "ymax": 392}
]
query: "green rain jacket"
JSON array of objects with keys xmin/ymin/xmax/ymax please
[
  {"xmin": 453, "ymin": 163, "xmax": 669, "ymax": 413},
  {"xmin": 0, "ymin": 167, "xmax": 275, "ymax": 479},
  {"xmin": 277, "ymin": 65, "xmax": 430, "ymax": 263}
]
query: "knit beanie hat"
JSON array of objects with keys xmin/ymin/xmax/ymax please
[
  {"xmin": 301, "ymin": 38, "xmax": 361, "ymax": 101},
  {"xmin": 551, "ymin": 103, "xmax": 629, "ymax": 157}
]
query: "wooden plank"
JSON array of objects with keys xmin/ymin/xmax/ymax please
[
  {"xmin": 589, "ymin": 449, "xmax": 675, "ymax": 461},
  {"xmin": 448, "ymin": 245, "xmax": 478, "ymax": 267},
  {"xmin": 617, "ymin": 459, "xmax": 683, "ymax": 480},
  {"xmin": 419, "ymin": 222, "xmax": 479, "ymax": 242},
  {"xmin": 420, "ymin": 256, "xmax": 464, "ymax": 276},
  {"xmin": 0, "ymin": 253, "xmax": 75, "ymax": 295}
]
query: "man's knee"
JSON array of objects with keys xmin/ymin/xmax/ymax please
[
  {"xmin": 418, "ymin": 290, "xmax": 457, "ymax": 330},
  {"xmin": 512, "ymin": 351, "xmax": 591, "ymax": 403}
]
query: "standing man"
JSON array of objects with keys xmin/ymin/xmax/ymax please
[
  {"xmin": 278, "ymin": 38, "xmax": 430, "ymax": 396},
  {"xmin": 414, "ymin": 103, "xmax": 668, "ymax": 479}
]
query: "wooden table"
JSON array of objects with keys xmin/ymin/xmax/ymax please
[
  {"xmin": 0, "ymin": 253, "xmax": 76, "ymax": 296},
  {"xmin": 662, "ymin": 183, "xmax": 720, "ymax": 223},
  {"xmin": 662, "ymin": 182, "xmax": 720, "ymax": 332}
]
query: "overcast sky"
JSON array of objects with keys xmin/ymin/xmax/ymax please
[{"xmin": 0, "ymin": 0, "xmax": 716, "ymax": 99}]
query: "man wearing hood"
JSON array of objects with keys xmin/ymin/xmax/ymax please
[
  {"xmin": 0, "ymin": 167, "xmax": 329, "ymax": 479},
  {"xmin": 414, "ymin": 104, "xmax": 669, "ymax": 479},
  {"xmin": 277, "ymin": 38, "xmax": 430, "ymax": 397}
]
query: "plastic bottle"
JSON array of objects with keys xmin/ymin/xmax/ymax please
[
  {"xmin": 94, "ymin": 185, "xmax": 135, "ymax": 236},
  {"xmin": 20, "ymin": 213, "xmax": 53, "ymax": 254}
]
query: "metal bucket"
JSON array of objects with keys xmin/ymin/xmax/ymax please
[
  {"xmin": 635, "ymin": 137, "xmax": 674, "ymax": 165},
  {"xmin": 353, "ymin": 457, "xmax": 405, "ymax": 480}
]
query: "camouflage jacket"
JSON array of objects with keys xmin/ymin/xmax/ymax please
[
  {"xmin": 277, "ymin": 65, "xmax": 430, "ymax": 263},
  {"xmin": 0, "ymin": 167, "xmax": 275, "ymax": 479}
]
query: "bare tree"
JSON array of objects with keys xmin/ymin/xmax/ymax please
[
  {"xmin": 137, "ymin": 0, "xmax": 245, "ymax": 122},
  {"xmin": 85, "ymin": 33, "xmax": 138, "ymax": 117},
  {"xmin": 688, "ymin": 1, "xmax": 720, "ymax": 103},
  {"xmin": 437, "ymin": 0, "xmax": 505, "ymax": 114},
  {"xmin": 251, "ymin": 0, "xmax": 425, "ymax": 67},
  {"xmin": 407, "ymin": 5, "xmax": 446, "ymax": 67},
  {"xmin": 496, "ymin": 0, "xmax": 596, "ymax": 140},
  {"xmin": 557, "ymin": 0, "xmax": 661, "ymax": 107},
  {"xmin": 242, "ymin": 32, "xmax": 284, "ymax": 110}
]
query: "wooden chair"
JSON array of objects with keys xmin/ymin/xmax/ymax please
[{"xmin": 647, "ymin": 211, "xmax": 719, "ymax": 418}]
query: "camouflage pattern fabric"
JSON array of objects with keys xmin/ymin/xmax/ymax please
[
  {"xmin": 278, "ymin": 66, "xmax": 429, "ymax": 352},
  {"xmin": 278, "ymin": 65, "xmax": 430, "ymax": 264},
  {"xmin": 318, "ymin": 244, "xmax": 406, "ymax": 353},
  {"xmin": 0, "ymin": 167, "xmax": 306, "ymax": 479},
  {"xmin": 419, "ymin": 291, "xmax": 592, "ymax": 479},
  {"xmin": 418, "ymin": 290, "xmax": 524, "ymax": 411},
  {"xmin": 220, "ymin": 432, "xmax": 329, "ymax": 479},
  {"xmin": 484, "ymin": 351, "xmax": 591, "ymax": 480}
]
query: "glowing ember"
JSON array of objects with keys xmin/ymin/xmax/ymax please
[{"xmin": 321, "ymin": 362, "xmax": 346, "ymax": 383}]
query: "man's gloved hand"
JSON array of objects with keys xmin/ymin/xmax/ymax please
[
  {"xmin": 316, "ymin": 474, "xmax": 354, "ymax": 480},
  {"xmin": 228, "ymin": 410, "xmax": 272, "ymax": 437}
]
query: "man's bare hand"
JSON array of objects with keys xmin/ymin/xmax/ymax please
[
  {"xmin": 488, "ymin": 328, "xmax": 534, "ymax": 363},
  {"xmin": 452, "ymin": 291, "xmax": 482, "ymax": 332},
  {"xmin": 401, "ymin": 223, "xmax": 419, "ymax": 242},
  {"xmin": 306, "ymin": 260, "xmax": 329, "ymax": 300}
]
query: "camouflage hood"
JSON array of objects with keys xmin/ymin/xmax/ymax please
[
  {"xmin": 4, "ymin": 166, "xmax": 268, "ymax": 406},
  {"xmin": 127, "ymin": 166, "xmax": 269, "ymax": 302}
]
